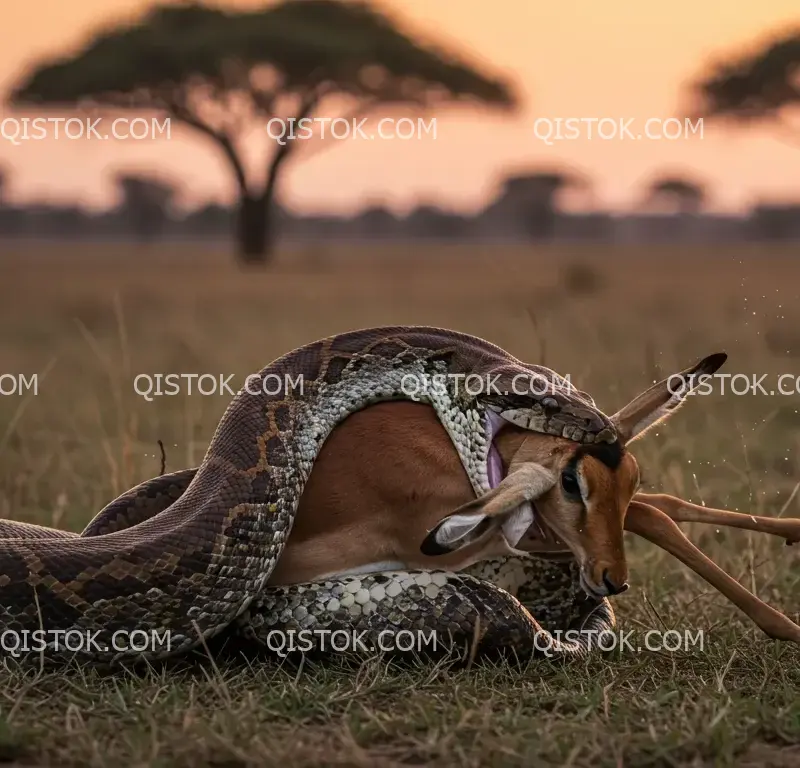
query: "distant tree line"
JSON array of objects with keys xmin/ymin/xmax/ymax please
[{"xmin": 0, "ymin": 167, "xmax": 798, "ymax": 242}]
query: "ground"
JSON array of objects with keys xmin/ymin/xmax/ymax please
[{"xmin": 0, "ymin": 241, "xmax": 798, "ymax": 767}]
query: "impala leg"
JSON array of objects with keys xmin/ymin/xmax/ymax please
[
  {"xmin": 625, "ymin": 501, "xmax": 800, "ymax": 643},
  {"xmin": 634, "ymin": 492, "xmax": 800, "ymax": 545}
]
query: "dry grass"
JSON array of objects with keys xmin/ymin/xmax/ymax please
[{"xmin": 0, "ymin": 241, "xmax": 799, "ymax": 766}]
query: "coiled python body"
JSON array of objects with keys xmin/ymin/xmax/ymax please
[{"xmin": 0, "ymin": 327, "xmax": 619, "ymax": 663}]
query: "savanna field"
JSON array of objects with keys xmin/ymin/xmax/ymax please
[{"xmin": 0, "ymin": 242, "xmax": 799, "ymax": 767}]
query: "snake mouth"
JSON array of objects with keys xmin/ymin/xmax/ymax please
[
  {"xmin": 485, "ymin": 418, "xmax": 572, "ymax": 558},
  {"xmin": 484, "ymin": 411, "xmax": 572, "ymax": 559},
  {"xmin": 487, "ymin": 436, "xmax": 504, "ymax": 489}
]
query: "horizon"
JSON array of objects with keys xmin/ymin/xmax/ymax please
[{"xmin": 0, "ymin": 0, "xmax": 798, "ymax": 215}]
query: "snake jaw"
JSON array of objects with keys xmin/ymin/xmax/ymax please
[
  {"xmin": 483, "ymin": 408, "xmax": 568, "ymax": 555},
  {"xmin": 483, "ymin": 408, "xmax": 508, "ymax": 490}
]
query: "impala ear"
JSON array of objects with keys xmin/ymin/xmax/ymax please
[
  {"xmin": 611, "ymin": 353, "xmax": 727, "ymax": 445},
  {"xmin": 420, "ymin": 464, "xmax": 554, "ymax": 556}
]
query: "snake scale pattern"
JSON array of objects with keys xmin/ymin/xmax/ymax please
[{"xmin": 0, "ymin": 327, "xmax": 620, "ymax": 664}]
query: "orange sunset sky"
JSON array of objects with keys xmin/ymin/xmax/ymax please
[{"xmin": 0, "ymin": 0, "xmax": 797, "ymax": 215}]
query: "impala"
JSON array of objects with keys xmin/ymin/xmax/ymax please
[{"xmin": 270, "ymin": 354, "xmax": 800, "ymax": 644}]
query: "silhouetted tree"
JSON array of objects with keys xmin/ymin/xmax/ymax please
[
  {"xmin": 114, "ymin": 173, "xmax": 178, "ymax": 241},
  {"xmin": 9, "ymin": 1, "xmax": 514, "ymax": 263},
  {"xmin": 644, "ymin": 175, "xmax": 706, "ymax": 214},
  {"xmin": 750, "ymin": 204, "xmax": 800, "ymax": 241},
  {"xmin": 404, "ymin": 204, "xmax": 466, "ymax": 238},
  {"xmin": 355, "ymin": 205, "xmax": 398, "ymax": 238},
  {"xmin": 691, "ymin": 29, "xmax": 800, "ymax": 144},
  {"xmin": 501, "ymin": 171, "xmax": 587, "ymax": 240},
  {"xmin": 0, "ymin": 168, "xmax": 13, "ymax": 235},
  {"xmin": 182, "ymin": 202, "xmax": 234, "ymax": 237}
]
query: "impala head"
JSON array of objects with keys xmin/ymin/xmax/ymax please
[{"xmin": 421, "ymin": 352, "xmax": 727, "ymax": 598}]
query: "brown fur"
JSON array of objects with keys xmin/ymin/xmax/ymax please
[
  {"xmin": 269, "ymin": 402, "xmax": 503, "ymax": 583},
  {"xmin": 268, "ymin": 401, "xmax": 637, "ymax": 589},
  {"xmin": 493, "ymin": 425, "xmax": 639, "ymax": 593}
]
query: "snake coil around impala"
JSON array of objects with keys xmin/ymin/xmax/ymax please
[{"xmin": 0, "ymin": 326, "xmax": 621, "ymax": 663}]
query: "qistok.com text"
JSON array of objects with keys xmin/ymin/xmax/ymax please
[
  {"xmin": 0, "ymin": 629, "xmax": 172, "ymax": 658},
  {"xmin": 0, "ymin": 374, "xmax": 38, "ymax": 396},
  {"xmin": 668, "ymin": 373, "xmax": 800, "ymax": 397},
  {"xmin": 133, "ymin": 373, "xmax": 305, "ymax": 401},
  {"xmin": 401, "ymin": 372, "xmax": 577, "ymax": 400},
  {"xmin": 260, "ymin": 628, "xmax": 438, "ymax": 657},
  {"xmin": 537, "ymin": 628, "xmax": 705, "ymax": 657}
]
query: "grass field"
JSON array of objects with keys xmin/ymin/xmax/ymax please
[{"xmin": 1, "ymin": 241, "xmax": 800, "ymax": 767}]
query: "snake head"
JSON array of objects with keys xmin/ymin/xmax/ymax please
[{"xmin": 480, "ymin": 363, "xmax": 618, "ymax": 445}]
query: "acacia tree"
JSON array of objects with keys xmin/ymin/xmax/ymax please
[
  {"xmin": 691, "ymin": 29, "xmax": 800, "ymax": 144},
  {"xmin": 9, "ymin": 1, "xmax": 514, "ymax": 263}
]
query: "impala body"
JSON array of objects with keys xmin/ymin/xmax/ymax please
[{"xmin": 270, "ymin": 400, "xmax": 637, "ymax": 597}]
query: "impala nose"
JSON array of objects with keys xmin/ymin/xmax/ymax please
[{"xmin": 602, "ymin": 569, "xmax": 629, "ymax": 596}]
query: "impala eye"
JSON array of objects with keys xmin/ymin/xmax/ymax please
[{"xmin": 561, "ymin": 468, "xmax": 581, "ymax": 499}]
